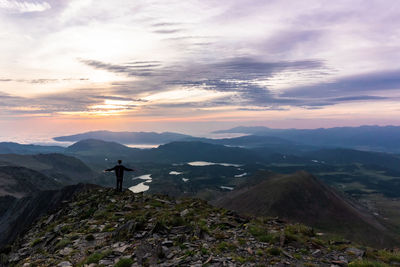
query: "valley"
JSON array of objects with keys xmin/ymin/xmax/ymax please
[{"xmin": 2, "ymin": 127, "xmax": 400, "ymax": 252}]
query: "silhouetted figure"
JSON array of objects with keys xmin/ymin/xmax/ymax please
[{"xmin": 104, "ymin": 160, "xmax": 135, "ymax": 192}]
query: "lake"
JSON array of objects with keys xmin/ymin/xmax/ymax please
[
  {"xmin": 187, "ymin": 161, "xmax": 242, "ymax": 167},
  {"xmin": 129, "ymin": 174, "xmax": 152, "ymax": 193}
]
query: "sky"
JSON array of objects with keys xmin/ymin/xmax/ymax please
[{"xmin": 1, "ymin": 0, "xmax": 400, "ymax": 141}]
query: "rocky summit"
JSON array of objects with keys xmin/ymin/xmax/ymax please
[{"xmin": 2, "ymin": 187, "xmax": 400, "ymax": 266}]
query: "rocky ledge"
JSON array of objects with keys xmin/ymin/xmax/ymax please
[{"xmin": 2, "ymin": 187, "xmax": 400, "ymax": 266}]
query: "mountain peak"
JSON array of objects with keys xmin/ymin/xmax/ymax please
[
  {"xmin": 215, "ymin": 171, "xmax": 398, "ymax": 248},
  {"xmin": 4, "ymin": 187, "xmax": 394, "ymax": 266}
]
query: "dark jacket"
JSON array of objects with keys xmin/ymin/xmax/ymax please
[{"xmin": 105, "ymin": 165, "xmax": 134, "ymax": 179}]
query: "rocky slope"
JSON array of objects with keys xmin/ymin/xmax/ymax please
[
  {"xmin": 0, "ymin": 184, "xmax": 98, "ymax": 250},
  {"xmin": 3, "ymin": 187, "xmax": 400, "ymax": 266}
]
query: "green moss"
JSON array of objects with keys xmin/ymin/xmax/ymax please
[
  {"xmin": 248, "ymin": 225, "xmax": 278, "ymax": 243},
  {"xmin": 55, "ymin": 238, "xmax": 71, "ymax": 250},
  {"xmin": 256, "ymin": 249, "xmax": 264, "ymax": 256},
  {"xmin": 94, "ymin": 210, "xmax": 109, "ymax": 220},
  {"xmin": 216, "ymin": 241, "xmax": 236, "ymax": 252},
  {"xmin": 30, "ymin": 238, "xmax": 42, "ymax": 247},
  {"xmin": 234, "ymin": 256, "xmax": 246, "ymax": 264},
  {"xmin": 294, "ymin": 253, "xmax": 302, "ymax": 260},
  {"xmin": 285, "ymin": 224, "xmax": 314, "ymax": 237},
  {"xmin": 85, "ymin": 252, "xmax": 104, "ymax": 264},
  {"xmin": 238, "ymin": 238, "xmax": 246, "ymax": 245},
  {"xmin": 200, "ymin": 247, "xmax": 209, "ymax": 255},
  {"xmin": 266, "ymin": 247, "xmax": 281, "ymax": 256},
  {"xmin": 376, "ymin": 250, "xmax": 400, "ymax": 263},
  {"xmin": 60, "ymin": 225, "xmax": 72, "ymax": 234}
]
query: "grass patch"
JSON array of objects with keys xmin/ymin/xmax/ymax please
[
  {"xmin": 216, "ymin": 241, "xmax": 237, "ymax": 252},
  {"xmin": 248, "ymin": 225, "xmax": 278, "ymax": 243},
  {"xmin": 115, "ymin": 258, "xmax": 134, "ymax": 267},
  {"xmin": 266, "ymin": 247, "xmax": 281, "ymax": 256},
  {"xmin": 234, "ymin": 256, "xmax": 246, "ymax": 264},
  {"xmin": 55, "ymin": 238, "xmax": 71, "ymax": 250},
  {"xmin": 30, "ymin": 238, "xmax": 42, "ymax": 247},
  {"xmin": 85, "ymin": 252, "xmax": 104, "ymax": 264}
]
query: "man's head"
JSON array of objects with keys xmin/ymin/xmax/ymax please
[{"xmin": 118, "ymin": 160, "xmax": 122, "ymax": 164}]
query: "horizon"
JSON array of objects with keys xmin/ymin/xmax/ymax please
[
  {"xmin": 2, "ymin": 123, "xmax": 400, "ymax": 145},
  {"xmin": 2, "ymin": 1, "xmax": 400, "ymax": 138}
]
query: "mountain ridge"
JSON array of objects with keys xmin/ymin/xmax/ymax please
[
  {"xmin": 4, "ymin": 186, "xmax": 399, "ymax": 266},
  {"xmin": 54, "ymin": 131, "xmax": 192, "ymax": 145}
]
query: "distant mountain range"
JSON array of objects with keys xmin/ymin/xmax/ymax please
[
  {"xmin": 53, "ymin": 130, "xmax": 191, "ymax": 144},
  {"xmin": 0, "ymin": 142, "xmax": 64, "ymax": 154},
  {"xmin": 66, "ymin": 139, "xmax": 263, "ymax": 164},
  {"xmin": 213, "ymin": 125, "xmax": 400, "ymax": 153}
]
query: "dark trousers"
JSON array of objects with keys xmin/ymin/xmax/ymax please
[{"xmin": 116, "ymin": 177, "xmax": 123, "ymax": 192}]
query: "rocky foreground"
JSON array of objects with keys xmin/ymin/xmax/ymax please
[{"xmin": 2, "ymin": 187, "xmax": 400, "ymax": 266}]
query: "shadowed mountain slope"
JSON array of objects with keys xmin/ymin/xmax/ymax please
[
  {"xmin": 0, "ymin": 142, "xmax": 64, "ymax": 155},
  {"xmin": 0, "ymin": 166, "xmax": 60, "ymax": 198},
  {"xmin": 0, "ymin": 153, "xmax": 97, "ymax": 185},
  {"xmin": 214, "ymin": 171, "xmax": 398, "ymax": 247},
  {"xmin": 0, "ymin": 184, "xmax": 98, "ymax": 250}
]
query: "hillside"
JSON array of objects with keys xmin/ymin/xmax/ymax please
[
  {"xmin": 213, "ymin": 125, "xmax": 400, "ymax": 153},
  {"xmin": 0, "ymin": 166, "xmax": 60, "ymax": 198},
  {"xmin": 0, "ymin": 184, "xmax": 98, "ymax": 250},
  {"xmin": 0, "ymin": 142, "xmax": 64, "ymax": 155},
  {"xmin": 66, "ymin": 139, "xmax": 263, "ymax": 164},
  {"xmin": 0, "ymin": 153, "xmax": 98, "ymax": 185},
  {"xmin": 152, "ymin": 141, "xmax": 263, "ymax": 164},
  {"xmin": 214, "ymin": 171, "xmax": 398, "ymax": 248},
  {"xmin": 4, "ymin": 186, "xmax": 399, "ymax": 266},
  {"xmin": 54, "ymin": 131, "xmax": 191, "ymax": 144},
  {"xmin": 302, "ymin": 148, "xmax": 400, "ymax": 171}
]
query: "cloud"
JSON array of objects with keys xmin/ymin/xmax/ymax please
[
  {"xmin": 330, "ymin": 95, "xmax": 389, "ymax": 102},
  {"xmin": 80, "ymin": 59, "xmax": 162, "ymax": 77},
  {"xmin": 152, "ymin": 29, "xmax": 183, "ymax": 34},
  {"xmin": 2, "ymin": 0, "xmax": 400, "ymax": 122},
  {"xmin": 0, "ymin": 78, "xmax": 89, "ymax": 83},
  {"xmin": 79, "ymin": 56, "xmax": 329, "ymax": 109},
  {"xmin": 0, "ymin": 0, "xmax": 51, "ymax": 13},
  {"xmin": 282, "ymin": 70, "xmax": 400, "ymax": 99}
]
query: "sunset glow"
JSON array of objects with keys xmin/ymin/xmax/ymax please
[{"xmin": 1, "ymin": 0, "xmax": 400, "ymax": 139}]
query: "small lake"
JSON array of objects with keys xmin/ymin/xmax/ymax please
[
  {"xmin": 187, "ymin": 161, "xmax": 242, "ymax": 167},
  {"xmin": 220, "ymin": 186, "xmax": 234, "ymax": 191},
  {"xmin": 169, "ymin": 171, "xmax": 183, "ymax": 175},
  {"xmin": 129, "ymin": 174, "xmax": 152, "ymax": 193}
]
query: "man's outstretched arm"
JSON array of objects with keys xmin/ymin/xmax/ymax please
[
  {"xmin": 123, "ymin": 166, "xmax": 135, "ymax": 171},
  {"xmin": 104, "ymin": 166, "xmax": 116, "ymax": 172}
]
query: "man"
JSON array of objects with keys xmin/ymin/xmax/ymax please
[{"xmin": 104, "ymin": 160, "xmax": 135, "ymax": 192}]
